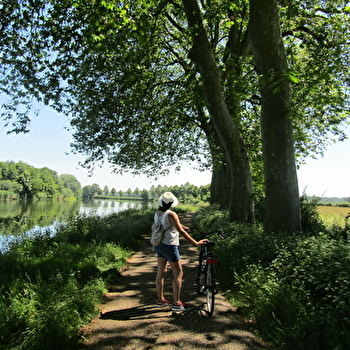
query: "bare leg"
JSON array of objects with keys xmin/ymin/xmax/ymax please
[
  {"xmin": 156, "ymin": 257, "xmax": 168, "ymax": 301},
  {"xmin": 169, "ymin": 260, "xmax": 184, "ymax": 304}
]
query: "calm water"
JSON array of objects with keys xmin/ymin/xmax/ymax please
[{"xmin": 0, "ymin": 199, "xmax": 155, "ymax": 251}]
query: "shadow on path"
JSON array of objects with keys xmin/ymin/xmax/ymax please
[{"xmin": 80, "ymin": 213, "xmax": 269, "ymax": 350}]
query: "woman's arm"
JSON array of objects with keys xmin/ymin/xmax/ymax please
[{"xmin": 168, "ymin": 211, "xmax": 207, "ymax": 246}]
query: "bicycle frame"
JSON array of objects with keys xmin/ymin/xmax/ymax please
[{"xmin": 192, "ymin": 228, "xmax": 221, "ymax": 316}]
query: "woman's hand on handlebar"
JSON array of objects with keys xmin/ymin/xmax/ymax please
[{"xmin": 196, "ymin": 239, "xmax": 209, "ymax": 246}]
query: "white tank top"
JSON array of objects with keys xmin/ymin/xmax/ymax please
[{"xmin": 156, "ymin": 210, "xmax": 180, "ymax": 246}]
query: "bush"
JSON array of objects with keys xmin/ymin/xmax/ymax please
[
  {"xmin": 0, "ymin": 190, "xmax": 19, "ymax": 200},
  {"xmin": 0, "ymin": 208, "xmax": 152, "ymax": 350},
  {"xmin": 193, "ymin": 205, "xmax": 350, "ymax": 350},
  {"xmin": 300, "ymin": 195, "xmax": 325, "ymax": 234},
  {"xmin": 236, "ymin": 236, "xmax": 350, "ymax": 350},
  {"xmin": 57, "ymin": 208, "xmax": 153, "ymax": 249}
]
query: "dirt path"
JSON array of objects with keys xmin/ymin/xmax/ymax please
[{"xmin": 80, "ymin": 213, "xmax": 268, "ymax": 350}]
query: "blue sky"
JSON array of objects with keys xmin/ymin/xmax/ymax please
[{"xmin": 1, "ymin": 104, "xmax": 349, "ymax": 197}]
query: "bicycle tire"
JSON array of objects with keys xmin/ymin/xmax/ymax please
[
  {"xmin": 205, "ymin": 263, "xmax": 215, "ymax": 316},
  {"xmin": 197, "ymin": 252, "xmax": 205, "ymax": 294}
]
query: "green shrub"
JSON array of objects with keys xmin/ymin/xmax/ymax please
[
  {"xmin": 235, "ymin": 235, "xmax": 350, "ymax": 350},
  {"xmin": 0, "ymin": 208, "xmax": 152, "ymax": 350},
  {"xmin": 57, "ymin": 208, "xmax": 153, "ymax": 249},
  {"xmin": 300, "ymin": 195, "xmax": 325, "ymax": 234},
  {"xmin": 235, "ymin": 264, "xmax": 308, "ymax": 348},
  {"xmin": 193, "ymin": 205, "xmax": 350, "ymax": 350}
]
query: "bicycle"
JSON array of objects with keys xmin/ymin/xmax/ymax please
[{"xmin": 191, "ymin": 228, "xmax": 222, "ymax": 316}]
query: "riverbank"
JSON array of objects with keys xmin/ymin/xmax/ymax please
[
  {"xmin": 2, "ymin": 204, "xmax": 350, "ymax": 350},
  {"xmin": 0, "ymin": 208, "xmax": 154, "ymax": 350}
]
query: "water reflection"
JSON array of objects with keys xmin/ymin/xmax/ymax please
[
  {"xmin": 0, "ymin": 199, "xmax": 156, "ymax": 252},
  {"xmin": 79, "ymin": 199, "xmax": 152, "ymax": 216},
  {"xmin": 0, "ymin": 200, "xmax": 80, "ymax": 236},
  {"xmin": 0, "ymin": 199, "xmax": 155, "ymax": 237}
]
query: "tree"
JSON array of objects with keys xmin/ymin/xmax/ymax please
[
  {"xmin": 134, "ymin": 187, "xmax": 140, "ymax": 197},
  {"xmin": 1, "ymin": 1, "xmax": 349, "ymax": 229},
  {"xmin": 141, "ymin": 189, "xmax": 149, "ymax": 202},
  {"xmin": 36, "ymin": 167, "xmax": 61, "ymax": 199},
  {"xmin": 82, "ymin": 183, "xmax": 101, "ymax": 198},
  {"xmin": 82, "ymin": 185, "xmax": 93, "ymax": 199},
  {"xmin": 102, "ymin": 185, "xmax": 110, "ymax": 196},
  {"xmin": 0, "ymin": 161, "xmax": 79, "ymax": 200},
  {"xmin": 91, "ymin": 183, "xmax": 102, "ymax": 196},
  {"xmin": 182, "ymin": 0, "xmax": 254, "ymax": 221},
  {"xmin": 249, "ymin": 0, "xmax": 301, "ymax": 232},
  {"xmin": 59, "ymin": 174, "xmax": 82, "ymax": 198},
  {"xmin": 0, "ymin": 1, "xmax": 254, "ymax": 220}
]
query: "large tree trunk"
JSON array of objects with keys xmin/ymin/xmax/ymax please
[
  {"xmin": 249, "ymin": 0, "xmax": 301, "ymax": 233},
  {"xmin": 210, "ymin": 163, "xmax": 230, "ymax": 208},
  {"xmin": 182, "ymin": 0, "xmax": 254, "ymax": 222},
  {"xmin": 201, "ymin": 120, "xmax": 231, "ymax": 208}
]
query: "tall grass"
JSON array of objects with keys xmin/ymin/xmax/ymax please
[
  {"xmin": 318, "ymin": 205, "xmax": 350, "ymax": 228},
  {"xmin": 192, "ymin": 203, "xmax": 350, "ymax": 350},
  {"xmin": 0, "ymin": 208, "xmax": 154, "ymax": 350}
]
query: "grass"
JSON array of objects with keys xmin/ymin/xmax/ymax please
[
  {"xmin": 0, "ymin": 208, "xmax": 154, "ymax": 350},
  {"xmin": 192, "ymin": 204, "xmax": 350, "ymax": 350},
  {"xmin": 3, "ymin": 202, "xmax": 350, "ymax": 350},
  {"xmin": 318, "ymin": 206, "xmax": 350, "ymax": 227}
]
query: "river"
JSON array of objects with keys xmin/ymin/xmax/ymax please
[{"xmin": 0, "ymin": 198, "xmax": 156, "ymax": 252}]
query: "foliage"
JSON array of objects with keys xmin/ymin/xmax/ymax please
[
  {"xmin": 300, "ymin": 194, "xmax": 326, "ymax": 234},
  {"xmin": 84, "ymin": 182, "xmax": 211, "ymax": 205},
  {"xmin": 1, "ymin": 0, "xmax": 349, "ymax": 229},
  {"xmin": 0, "ymin": 208, "xmax": 152, "ymax": 350},
  {"xmin": 0, "ymin": 161, "xmax": 82, "ymax": 200},
  {"xmin": 58, "ymin": 208, "xmax": 153, "ymax": 249},
  {"xmin": 82, "ymin": 183, "xmax": 102, "ymax": 199},
  {"xmin": 193, "ymin": 205, "xmax": 350, "ymax": 349},
  {"xmin": 279, "ymin": 1, "xmax": 350, "ymax": 161},
  {"xmin": 1, "ymin": 0, "xmax": 349, "ymax": 178},
  {"xmin": 317, "ymin": 196, "xmax": 350, "ymax": 205},
  {"xmin": 2, "ymin": 199, "xmax": 350, "ymax": 349}
]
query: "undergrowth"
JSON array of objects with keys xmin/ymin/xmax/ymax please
[
  {"xmin": 192, "ymin": 202, "xmax": 350, "ymax": 350},
  {"xmin": 0, "ymin": 208, "xmax": 154, "ymax": 350},
  {"xmin": 3, "ymin": 201, "xmax": 350, "ymax": 350}
]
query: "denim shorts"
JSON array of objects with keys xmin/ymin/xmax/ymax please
[{"xmin": 155, "ymin": 243, "xmax": 181, "ymax": 262}]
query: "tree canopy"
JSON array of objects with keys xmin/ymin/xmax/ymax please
[
  {"xmin": 0, "ymin": 161, "xmax": 82, "ymax": 200},
  {"xmin": 2, "ymin": 1, "xmax": 348, "ymax": 167},
  {"xmin": 1, "ymin": 0, "xmax": 349, "ymax": 230}
]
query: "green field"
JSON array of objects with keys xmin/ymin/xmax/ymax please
[{"xmin": 318, "ymin": 206, "xmax": 350, "ymax": 227}]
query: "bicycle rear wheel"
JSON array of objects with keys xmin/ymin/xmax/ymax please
[
  {"xmin": 197, "ymin": 252, "xmax": 205, "ymax": 294},
  {"xmin": 205, "ymin": 263, "xmax": 215, "ymax": 316}
]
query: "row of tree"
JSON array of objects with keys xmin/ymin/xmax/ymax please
[
  {"xmin": 1, "ymin": 1, "xmax": 349, "ymax": 232},
  {"xmin": 0, "ymin": 161, "xmax": 210, "ymax": 204},
  {"xmin": 83, "ymin": 182, "xmax": 210, "ymax": 204},
  {"xmin": 0, "ymin": 161, "xmax": 82, "ymax": 200}
]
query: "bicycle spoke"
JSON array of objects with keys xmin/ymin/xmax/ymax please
[{"xmin": 205, "ymin": 264, "xmax": 215, "ymax": 316}]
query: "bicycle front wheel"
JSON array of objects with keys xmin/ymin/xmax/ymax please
[{"xmin": 205, "ymin": 263, "xmax": 215, "ymax": 316}]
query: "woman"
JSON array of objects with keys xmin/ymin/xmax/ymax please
[{"xmin": 154, "ymin": 192, "xmax": 207, "ymax": 311}]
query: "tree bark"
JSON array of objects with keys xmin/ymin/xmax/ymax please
[
  {"xmin": 182, "ymin": 0, "xmax": 254, "ymax": 222},
  {"xmin": 201, "ymin": 119, "xmax": 231, "ymax": 208},
  {"xmin": 210, "ymin": 163, "xmax": 231, "ymax": 208},
  {"xmin": 249, "ymin": 0, "xmax": 301, "ymax": 232}
]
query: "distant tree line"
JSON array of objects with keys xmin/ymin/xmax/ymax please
[
  {"xmin": 83, "ymin": 183, "xmax": 210, "ymax": 204},
  {"xmin": 0, "ymin": 161, "xmax": 82, "ymax": 200},
  {"xmin": 0, "ymin": 161, "xmax": 210, "ymax": 204}
]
